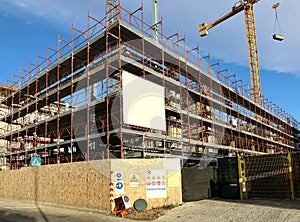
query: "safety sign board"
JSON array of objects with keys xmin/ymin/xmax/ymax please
[
  {"xmin": 146, "ymin": 170, "xmax": 167, "ymax": 198},
  {"xmin": 122, "ymin": 195, "xmax": 132, "ymax": 209},
  {"xmin": 116, "ymin": 172, "xmax": 122, "ymax": 180},
  {"xmin": 31, "ymin": 157, "xmax": 41, "ymax": 167},
  {"xmin": 115, "ymin": 181, "xmax": 124, "ymax": 194},
  {"xmin": 129, "ymin": 174, "xmax": 139, "ymax": 187}
]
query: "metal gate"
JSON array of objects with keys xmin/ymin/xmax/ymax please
[
  {"xmin": 291, "ymin": 152, "xmax": 300, "ymax": 199},
  {"xmin": 235, "ymin": 152, "xmax": 300, "ymax": 200}
]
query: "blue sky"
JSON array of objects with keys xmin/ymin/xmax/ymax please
[{"xmin": 0, "ymin": 0, "xmax": 299, "ymax": 121}]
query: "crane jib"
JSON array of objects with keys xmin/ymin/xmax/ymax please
[{"xmin": 198, "ymin": 0, "xmax": 267, "ymax": 105}]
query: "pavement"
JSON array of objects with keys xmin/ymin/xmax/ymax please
[{"xmin": 1, "ymin": 198, "xmax": 300, "ymax": 222}]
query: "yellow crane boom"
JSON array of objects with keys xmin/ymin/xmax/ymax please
[{"xmin": 199, "ymin": 0, "xmax": 262, "ymax": 105}]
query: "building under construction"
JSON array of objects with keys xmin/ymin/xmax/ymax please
[{"xmin": 0, "ymin": 2, "xmax": 299, "ymax": 170}]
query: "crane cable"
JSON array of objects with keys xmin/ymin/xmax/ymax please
[{"xmin": 272, "ymin": 2, "xmax": 284, "ymax": 36}]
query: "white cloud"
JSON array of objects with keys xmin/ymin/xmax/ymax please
[
  {"xmin": 15, "ymin": 1, "xmax": 27, "ymax": 8},
  {"xmin": 38, "ymin": 11, "xmax": 45, "ymax": 16},
  {"xmin": 0, "ymin": 0, "xmax": 104, "ymax": 29},
  {"xmin": 0, "ymin": 0, "xmax": 299, "ymax": 76}
]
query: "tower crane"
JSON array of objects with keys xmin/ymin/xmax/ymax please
[{"xmin": 199, "ymin": 0, "xmax": 282, "ymax": 105}]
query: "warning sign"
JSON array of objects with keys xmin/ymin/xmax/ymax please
[
  {"xmin": 129, "ymin": 174, "xmax": 139, "ymax": 187},
  {"xmin": 146, "ymin": 170, "xmax": 167, "ymax": 199},
  {"xmin": 31, "ymin": 157, "xmax": 41, "ymax": 167}
]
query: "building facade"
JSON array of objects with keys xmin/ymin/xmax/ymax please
[{"xmin": 0, "ymin": 4, "xmax": 299, "ymax": 170}]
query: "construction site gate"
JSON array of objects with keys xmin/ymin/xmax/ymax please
[{"xmin": 237, "ymin": 152, "xmax": 300, "ymax": 200}]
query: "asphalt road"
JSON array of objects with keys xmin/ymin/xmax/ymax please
[{"xmin": 0, "ymin": 199, "xmax": 124, "ymax": 222}]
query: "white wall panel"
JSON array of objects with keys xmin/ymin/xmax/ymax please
[{"xmin": 122, "ymin": 71, "xmax": 166, "ymax": 131}]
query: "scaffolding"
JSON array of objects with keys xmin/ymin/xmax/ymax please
[{"xmin": 0, "ymin": 2, "xmax": 299, "ymax": 170}]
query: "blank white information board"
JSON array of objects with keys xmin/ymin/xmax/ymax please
[{"xmin": 122, "ymin": 71, "xmax": 166, "ymax": 131}]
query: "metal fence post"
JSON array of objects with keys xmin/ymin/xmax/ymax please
[
  {"xmin": 237, "ymin": 156, "xmax": 243, "ymax": 200},
  {"xmin": 288, "ymin": 152, "xmax": 295, "ymax": 200}
]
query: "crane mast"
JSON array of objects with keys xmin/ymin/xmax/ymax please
[
  {"xmin": 244, "ymin": 3, "xmax": 261, "ymax": 105},
  {"xmin": 199, "ymin": 0, "xmax": 262, "ymax": 105}
]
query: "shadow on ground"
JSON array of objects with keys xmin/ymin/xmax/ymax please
[{"xmin": 0, "ymin": 208, "xmax": 37, "ymax": 222}]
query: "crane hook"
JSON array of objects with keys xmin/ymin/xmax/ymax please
[{"xmin": 272, "ymin": 2, "xmax": 280, "ymax": 9}]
